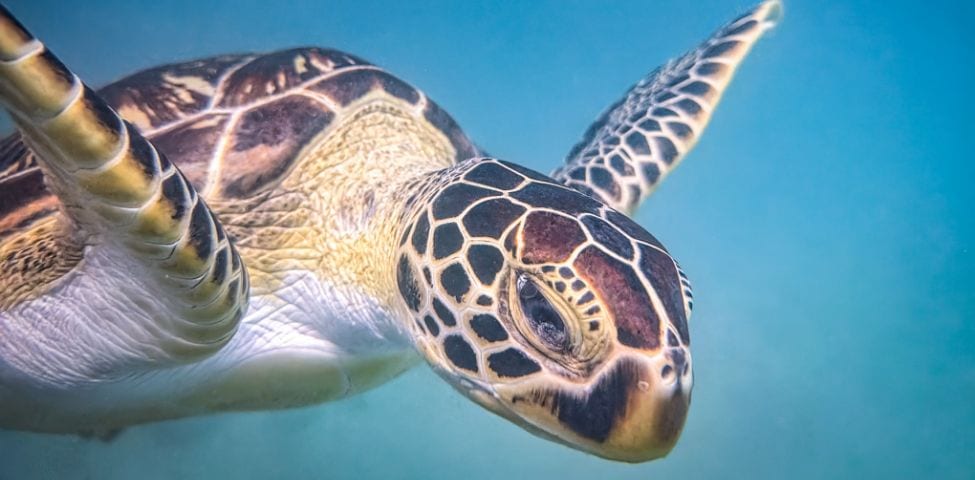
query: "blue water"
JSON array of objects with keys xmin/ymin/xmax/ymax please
[{"xmin": 1, "ymin": 1, "xmax": 972, "ymax": 478}]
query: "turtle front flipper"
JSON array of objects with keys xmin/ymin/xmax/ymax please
[
  {"xmin": 0, "ymin": 7, "xmax": 247, "ymax": 359},
  {"xmin": 553, "ymin": 0, "xmax": 781, "ymax": 215}
]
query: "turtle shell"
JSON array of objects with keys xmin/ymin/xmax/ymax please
[{"xmin": 0, "ymin": 47, "xmax": 478, "ymax": 237}]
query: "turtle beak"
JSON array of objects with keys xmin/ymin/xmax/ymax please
[{"xmin": 494, "ymin": 353, "xmax": 692, "ymax": 463}]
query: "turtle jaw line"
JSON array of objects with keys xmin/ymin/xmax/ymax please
[{"xmin": 489, "ymin": 351, "xmax": 692, "ymax": 462}]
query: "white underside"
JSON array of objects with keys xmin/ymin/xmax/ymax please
[{"xmin": 0, "ymin": 245, "xmax": 418, "ymax": 433}]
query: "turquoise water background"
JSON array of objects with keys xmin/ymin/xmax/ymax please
[{"xmin": 0, "ymin": 1, "xmax": 972, "ymax": 478}]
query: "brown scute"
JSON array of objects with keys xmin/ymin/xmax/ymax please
[
  {"xmin": 638, "ymin": 244, "xmax": 690, "ymax": 345},
  {"xmin": 574, "ymin": 246, "xmax": 660, "ymax": 350},
  {"xmin": 312, "ymin": 68, "xmax": 420, "ymax": 106},
  {"xmin": 520, "ymin": 211, "xmax": 586, "ymax": 264},
  {"xmin": 219, "ymin": 95, "xmax": 333, "ymax": 198},
  {"xmin": 423, "ymin": 99, "xmax": 478, "ymax": 161},
  {"xmin": 100, "ymin": 54, "xmax": 250, "ymax": 130},
  {"xmin": 150, "ymin": 114, "xmax": 230, "ymax": 191},
  {"xmin": 218, "ymin": 48, "xmax": 367, "ymax": 108}
]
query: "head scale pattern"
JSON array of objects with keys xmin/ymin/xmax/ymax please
[{"xmin": 394, "ymin": 158, "xmax": 694, "ymax": 461}]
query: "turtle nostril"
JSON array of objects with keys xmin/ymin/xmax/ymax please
[{"xmin": 661, "ymin": 364, "xmax": 674, "ymax": 379}]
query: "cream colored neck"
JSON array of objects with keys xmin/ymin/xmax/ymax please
[{"xmin": 213, "ymin": 95, "xmax": 459, "ymax": 328}]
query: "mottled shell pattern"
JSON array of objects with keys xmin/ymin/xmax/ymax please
[{"xmin": 0, "ymin": 47, "xmax": 477, "ymax": 239}]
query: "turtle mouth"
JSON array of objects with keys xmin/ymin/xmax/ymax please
[{"xmin": 492, "ymin": 354, "xmax": 692, "ymax": 463}]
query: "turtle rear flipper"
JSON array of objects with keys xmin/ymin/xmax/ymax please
[
  {"xmin": 553, "ymin": 0, "xmax": 782, "ymax": 215},
  {"xmin": 0, "ymin": 6, "xmax": 248, "ymax": 361}
]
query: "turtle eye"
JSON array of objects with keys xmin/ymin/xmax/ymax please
[{"xmin": 517, "ymin": 274, "xmax": 569, "ymax": 352}]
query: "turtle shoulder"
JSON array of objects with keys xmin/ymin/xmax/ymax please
[
  {"xmin": 107, "ymin": 46, "xmax": 478, "ymax": 200},
  {"xmin": 0, "ymin": 46, "xmax": 476, "ymax": 309},
  {"xmin": 0, "ymin": 47, "xmax": 478, "ymax": 220}
]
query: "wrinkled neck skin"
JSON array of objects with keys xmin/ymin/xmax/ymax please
[
  {"xmin": 202, "ymin": 96, "xmax": 465, "ymax": 396},
  {"xmin": 0, "ymin": 97, "xmax": 466, "ymax": 433},
  {"xmin": 224, "ymin": 100, "xmax": 455, "ymax": 332}
]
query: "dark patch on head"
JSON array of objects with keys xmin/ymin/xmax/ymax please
[
  {"xmin": 411, "ymin": 212, "xmax": 430, "ymax": 254},
  {"xmin": 221, "ymin": 95, "xmax": 332, "ymax": 198},
  {"xmin": 638, "ymin": 244, "xmax": 690, "ymax": 345},
  {"xmin": 510, "ymin": 182, "xmax": 602, "ymax": 216},
  {"xmin": 517, "ymin": 360, "xmax": 642, "ymax": 442},
  {"xmin": 464, "ymin": 162, "xmax": 524, "ymax": 190},
  {"xmin": 462, "ymin": 198, "xmax": 526, "ymax": 238},
  {"xmin": 467, "ymin": 244, "xmax": 504, "ymax": 285},
  {"xmin": 432, "ymin": 297, "xmax": 457, "ymax": 326},
  {"xmin": 667, "ymin": 330, "xmax": 680, "ymax": 347},
  {"xmin": 488, "ymin": 348, "xmax": 541, "ymax": 378},
  {"xmin": 520, "ymin": 211, "xmax": 586, "ymax": 264},
  {"xmin": 440, "ymin": 263, "xmax": 471, "ymax": 303},
  {"xmin": 470, "ymin": 314, "xmax": 508, "ymax": 342},
  {"xmin": 422, "ymin": 266, "xmax": 432, "ymax": 285},
  {"xmin": 397, "ymin": 255, "xmax": 422, "ymax": 312},
  {"xmin": 574, "ymin": 246, "xmax": 660, "ymax": 350},
  {"xmin": 554, "ymin": 282, "xmax": 566, "ymax": 293},
  {"xmin": 571, "ymin": 279, "xmax": 586, "ymax": 291},
  {"xmin": 444, "ymin": 335, "xmax": 478, "ymax": 372},
  {"xmin": 432, "ymin": 183, "xmax": 498, "ymax": 220},
  {"xmin": 433, "ymin": 222, "xmax": 464, "ymax": 259},
  {"xmin": 577, "ymin": 292, "xmax": 595, "ymax": 305},
  {"xmin": 423, "ymin": 315, "xmax": 440, "ymax": 337},
  {"xmin": 558, "ymin": 267, "xmax": 573, "ymax": 279},
  {"xmin": 476, "ymin": 294, "xmax": 493, "ymax": 306},
  {"xmin": 581, "ymin": 215, "xmax": 634, "ymax": 259}
]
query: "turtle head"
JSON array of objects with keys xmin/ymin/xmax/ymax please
[{"xmin": 395, "ymin": 159, "xmax": 693, "ymax": 463}]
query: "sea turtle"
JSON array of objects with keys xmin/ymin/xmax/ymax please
[{"xmin": 0, "ymin": 1, "xmax": 779, "ymax": 463}]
